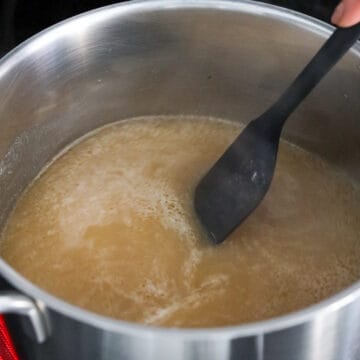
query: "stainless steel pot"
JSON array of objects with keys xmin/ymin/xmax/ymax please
[{"xmin": 0, "ymin": 1, "xmax": 359, "ymax": 359}]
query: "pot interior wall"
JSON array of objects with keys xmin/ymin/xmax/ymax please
[{"xmin": 0, "ymin": 2, "xmax": 360, "ymax": 229}]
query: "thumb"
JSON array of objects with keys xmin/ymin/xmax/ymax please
[{"xmin": 331, "ymin": 0, "xmax": 360, "ymax": 27}]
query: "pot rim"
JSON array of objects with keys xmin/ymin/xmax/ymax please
[{"xmin": 0, "ymin": 0, "xmax": 360, "ymax": 339}]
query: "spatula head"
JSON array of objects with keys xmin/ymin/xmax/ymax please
[{"xmin": 194, "ymin": 121, "xmax": 280, "ymax": 244}]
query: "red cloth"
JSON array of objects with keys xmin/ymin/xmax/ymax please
[{"xmin": 0, "ymin": 316, "xmax": 19, "ymax": 360}]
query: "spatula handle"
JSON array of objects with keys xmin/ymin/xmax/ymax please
[{"xmin": 267, "ymin": 22, "xmax": 360, "ymax": 127}]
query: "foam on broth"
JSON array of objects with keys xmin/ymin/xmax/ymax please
[{"xmin": 1, "ymin": 116, "xmax": 360, "ymax": 327}]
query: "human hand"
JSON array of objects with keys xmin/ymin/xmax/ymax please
[{"xmin": 331, "ymin": 0, "xmax": 360, "ymax": 27}]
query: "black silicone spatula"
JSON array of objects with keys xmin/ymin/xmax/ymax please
[{"xmin": 194, "ymin": 22, "xmax": 360, "ymax": 245}]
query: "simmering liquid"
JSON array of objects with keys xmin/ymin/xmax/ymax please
[{"xmin": 1, "ymin": 116, "xmax": 360, "ymax": 327}]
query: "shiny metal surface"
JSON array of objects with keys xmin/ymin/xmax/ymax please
[
  {"xmin": 0, "ymin": 0, "xmax": 359, "ymax": 359},
  {"xmin": 0, "ymin": 291, "xmax": 50, "ymax": 343}
]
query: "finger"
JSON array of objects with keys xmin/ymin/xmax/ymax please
[{"xmin": 331, "ymin": 0, "xmax": 360, "ymax": 27}]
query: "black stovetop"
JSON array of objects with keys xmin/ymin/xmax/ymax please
[{"xmin": 0, "ymin": 0, "xmax": 339, "ymax": 57}]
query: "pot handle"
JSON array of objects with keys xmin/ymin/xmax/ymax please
[{"xmin": 0, "ymin": 291, "xmax": 50, "ymax": 343}]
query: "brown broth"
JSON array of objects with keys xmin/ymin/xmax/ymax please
[{"xmin": 1, "ymin": 116, "xmax": 360, "ymax": 327}]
